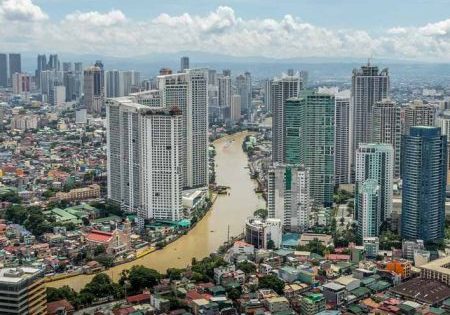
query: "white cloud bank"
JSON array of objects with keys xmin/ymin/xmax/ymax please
[{"xmin": 1, "ymin": 1, "xmax": 450, "ymax": 61}]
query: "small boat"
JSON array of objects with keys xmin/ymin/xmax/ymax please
[{"xmin": 210, "ymin": 230, "xmax": 215, "ymax": 232}]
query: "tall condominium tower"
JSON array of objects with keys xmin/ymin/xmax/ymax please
[
  {"xmin": 267, "ymin": 164, "xmax": 312, "ymax": 232},
  {"xmin": 217, "ymin": 74, "xmax": 232, "ymax": 120},
  {"xmin": 105, "ymin": 70, "xmax": 122, "ymax": 98},
  {"xmin": 8, "ymin": 53, "xmax": 21, "ymax": 86},
  {"xmin": 180, "ymin": 56, "xmax": 189, "ymax": 72},
  {"xmin": 403, "ymin": 101, "xmax": 435, "ymax": 135},
  {"xmin": 62, "ymin": 62, "xmax": 72, "ymax": 72},
  {"xmin": 107, "ymin": 98, "xmax": 183, "ymax": 225},
  {"xmin": 0, "ymin": 54, "xmax": 7, "ymax": 88},
  {"xmin": 48, "ymin": 54, "xmax": 59, "ymax": 71},
  {"xmin": 263, "ymin": 79, "xmax": 272, "ymax": 112},
  {"xmin": 236, "ymin": 73, "xmax": 252, "ymax": 115},
  {"xmin": 334, "ymin": 91, "xmax": 351, "ymax": 184},
  {"xmin": 231, "ymin": 95, "xmax": 241, "ymax": 122},
  {"xmin": 284, "ymin": 91, "xmax": 335, "ymax": 206},
  {"xmin": 158, "ymin": 69, "xmax": 208, "ymax": 189},
  {"xmin": 372, "ymin": 99, "xmax": 402, "ymax": 178},
  {"xmin": 355, "ymin": 143, "xmax": 394, "ymax": 239},
  {"xmin": 271, "ymin": 72, "xmax": 303, "ymax": 163},
  {"xmin": 35, "ymin": 54, "xmax": 47, "ymax": 89},
  {"xmin": 401, "ymin": 126, "xmax": 447, "ymax": 242},
  {"xmin": 350, "ymin": 63, "xmax": 389, "ymax": 179},
  {"xmin": 83, "ymin": 65, "xmax": 104, "ymax": 114}
]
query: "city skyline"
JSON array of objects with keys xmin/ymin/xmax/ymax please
[{"xmin": 0, "ymin": 1, "xmax": 450, "ymax": 61}]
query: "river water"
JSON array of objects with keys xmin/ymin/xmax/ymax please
[{"xmin": 47, "ymin": 131, "xmax": 266, "ymax": 291}]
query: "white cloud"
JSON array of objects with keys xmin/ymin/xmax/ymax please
[
  {"xmin": 0, "ymin": 4, "xmax": 450, "ymax": 61},
  {"xmin": 0, "ymin": 0, "xmax": 48, "ymax": 21},
  {"xmin": 64, "ymin": 9, "xmax": 126, "ymax": 27}
]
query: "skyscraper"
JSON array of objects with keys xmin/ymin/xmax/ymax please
[
  {"xmin": 271, "ymin": 72, "xmax": 303, "ymax": 163},
  {"xmin": 12, "ymin": 73, "xmax": 31, "ymax": 95},
  {"xmin": 106, "ymin": 70, "xmax": 122, "ymax": 98},
  {"xmin": 267, "ymin": 164, "xmax": 312, "ymax": 232},
  {"xmin": 350, "ymin": 63, "xmax": 389, "ymax": 179},
  {"xmin": 372, "ymin": 99, "xmax": 402, "ymax": 178},
  {"xmin": 180, "ymin": 56, "xmax": 189, "ymax": 72},
  {"xmin": 107, "ymin": 98, "xmax": 182, "ymax": 226},
  {"xmin": 284, "ymin": 91, "xmax": 335, "ymax": 206},
  {"xmin": 83, "ymin": 65, "xmax": 104, "ymax": 114},
  {"xmin": 35, "ymin": 54, "xmax": 47, "ymax": 89},
  {"xmin": 334, "ymin": 92, "xmax": 351, "ymax": 184},
  {"xmin": 62, "ymin": 62, "xmax": 72, "ymax": 72},
  {"xmin": 401, "ymin": 126, "xmax": 447, "ymax": 242},
  {"xmin": 8, "ymin": 53, "xmax": 21, "ymax": 83},
  {"xmin": 231, "ymin": 94, "xmax": 241, "ymax": 122},
  {"xmin": 0, "ymin": 54, "xmax": 7, "ymax": 88},
  {"xmin": 48, "ymin": 54, "xmax": 59, "ymax": 71},
  {"xmin": 217, "ymin": 74, "xmax": 232, "ymax": 120},
  {"xmin": 158, "ymin": 69, "xmax": 208, "ymax": 189},
  {"xmin": 355, "ymin": 143, "xmax": 394, "ymax": 239},
  {"xmin": 403, "ymin": 101, "xmax": 435, "ymax": 135}
]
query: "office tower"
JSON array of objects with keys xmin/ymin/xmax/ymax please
[
  {"xmin": 74, "ymin": 62, "xmax": 83, "ymax": 73},
  {"xmin": 11, "ymin": 73, "xmax": 30, "ymax": 95},
  {"xmin": 268, "ymin": 164, "xmax": 312, "ymax": 231},
  {"xmin": 217, "ymin": 74, "xmax": 232, "ymax": 120},
  {"xmin": 106, "ymin": 70, "xmax": 122, "ymax": 97},
  {"xmin": 263, "ymin": 79, "xmax": 272, "ymax": 112},
  {"xmin": 180, "ymin": 56, "xmax": 189, "ymax": 72},
  {"xmin": 222, "ymin": 69, "xmax": 231, "ymax": 77},
  {"xmin": 0, "ymin": 267, "xmax": 47, "ymax": 314},
  {"xmin": 372, "ymin": 99, "xmax": 402, "ymax": 178},
  {"xmin": 284, "ymin": 91, "xmax": 335, "ymax": 206},
  {"xmin": 355, "ymin": 143, "xmax": 394, "ymax": 239},
  {"xmin": 403, "ymin": 101, "xmax": 435, "ymax": 135},
  {"xmin": 231, "ymin": 95, "xmax": 241, "ymax": 122},
  {"xmin": 83, "ymin": 65, "xmax": 104, "ymax": 114},
  {"xmin": 350, "ymin": 63, "xmax": 389, "ymax": 178},
  {"xmin": 158, "ymin": 69, "xmax": 208, "ymax": 188},
  {"xmin": 35, "ymin": 54, "xmax": 47, "ymax": 89},
  {"xmin": 236, "ymin": 73, "xmax": 252, "ymax": 115},
  {"xmin": 48, "ymin": 54, "xmax": 59, "ymax": 70},
  {"xmin": 271, "ymin": 72, "xmax": 303, "ymax": 163},
  {"xmin": 356, "ymin": 179, "xmax": 380, "ymax": 239},
  {"xmin": 62, "ymin": 62, "xmax": 72, "ymax": 72},
  {"xmin": 401, "ymin": 126, "xmax": 447, "ymax": 242},
  {"xmin": 334, "ymin": 93, "xmax": 351, "ymax": 184},
  {"xmin": 107, "ymin": 99, "xmax": 182, "ymax": 225},
  {"xmin": 0, "ymin": 54, "xmax": 7, "ymax": 88},
  {"xmin": 300, "ymin": 71, "xmax": 309, "ymax": 87},
  {"xmin": 50, "ymin": 85, "xmax": 66, "ymax": 107},
  {"xmin": 436, "ymin": 110, "xmax": 450, "ymax": 172},
  {"xmin": 8, "ymin": 53, "xmax": 21, "ymax": 84}
]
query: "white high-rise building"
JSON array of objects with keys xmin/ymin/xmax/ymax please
[
  {"xmin": 372, "ymin": 99, "xmax": 402, "ymax": 178},
  {"xmin": 355, "ymin": 143, "xmax": 394, "ymax": 239},
  {"xmin": 271, "ymin": 72, "xmax": 303, "ymax": 163},
  {"xmin": 51, "ymin": 85, "xmax": 66, "ymax": 107},
  {"xmin": 107, "ymin": 98, "xmax": 183, "ymax": 225},
  {"xmin": 357, "ymin": 179, "xmax": 380, "ymax": 239},
  {"xmin": 350, "ymin": 63, "xmax": 389, "ymax": 180},
  {"xmin": 218, "ymin": 74, "xmax": 232, "ymax": 120},
  {"xmin": 403, "ymin": 100, "xmax": 435, "ymax": 135},
  {"xmin": 158, "ymin": 69, "xmax": 208, "ymax": 189},
  {"xmin": 267, "ymin": 164, "xmax": 312, "ymax": 232}
]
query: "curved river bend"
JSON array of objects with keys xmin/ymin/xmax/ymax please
[{"xmin": 47, "ymin": 131, "xmax": 265, "ymax": 291}]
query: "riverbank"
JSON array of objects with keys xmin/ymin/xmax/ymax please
[{"xmin": 46, "ymin": 131, "xmax": 265, "ymax": 291}]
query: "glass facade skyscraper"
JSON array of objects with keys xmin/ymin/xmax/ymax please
[{"xmin": 401, "ymin": 126, "xmax": 447, "ymax": 242}]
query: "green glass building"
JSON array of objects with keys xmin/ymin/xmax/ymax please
[{"xmin": 284, "ymin": 91, "xmax": 335, "ymax": 206}]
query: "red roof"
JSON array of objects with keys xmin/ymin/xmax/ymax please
[
  {"xmin": 326, "ymin": 254, "xmax": 350, "ymax": 261},
  {"xmin": 86, "ymin": 230, "xmax": 113, "ymax": 243},
  {"xmin": 47, "ymin": 299, "xmax": 74, "ymax": 315},
  {"xmin": 126, "ymin": 293, "xmax": 150, "ymax": 304},
  {"xmin": 186, "ymin": 290, "xmax": 204, "ymax": 300}
]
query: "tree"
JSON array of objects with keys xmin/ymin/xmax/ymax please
[
  {"xmin": 227, "ymin": 287, "xmax": 242, "ymax": 300},
  {"xmin": 190, "ymin": 256, "xmax": 227, "ymax": 282},
  {"xmin": 258, "ymin": 274, "xmax": 284, "ymax": 294},
  {"xmin": 237, "ymin": 261, "xmax": 256, "ymax": 274},
  {"xmin": 119, "ymin": 265, "xmax": 161, "ymax": 295},
  {"xmin": 23, "ymin": 211, "xmax": 51, "ymax": 236},
  {"xmin": 46, "ymin": 286, "xmax": 77, "ymax": 303},
  {"xmin": 4, "ymin": 204, "xmax": 28, "ymax": 223},
  {"xmin": 0, "ymin": 190, "xmax": 21, "ymax": 203},
  {"xmin": 81, "ymin": 273, "xmax": 122, "ymax": 300},
  {"xmin": 253, "ymin": 208, "xmax": 268, "ymax": 220},
  {"xmin": 267, "ymin": 239, "xmax": 275, "ymax": 250},
  {"xmin": 166, "ymin": 268, "xmax": 184, "ymax": 281},
  {"xmin": 94, "ymin": 245, "xmax": 106, "ymax": 256}
]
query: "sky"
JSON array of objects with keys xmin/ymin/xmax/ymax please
[{"xmin": 1, "ymin": 0, "xmax": 450, "ymax": 61}]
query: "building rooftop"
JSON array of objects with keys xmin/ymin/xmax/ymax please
[
  {"xmin": 420, "ymin": 255, "xmax": 450, "ymax": 276},
  {"xmin": 390, "ymin": 278, "xmax": 450, "ymax": 305},
  {"xmin": 0, "ymin": 267, "xmax": 42, "ymax": 284}
]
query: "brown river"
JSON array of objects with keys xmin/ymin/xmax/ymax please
[{"xmin": 47, "ymin": 131, "xmax": 265, "ymax": 291}]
